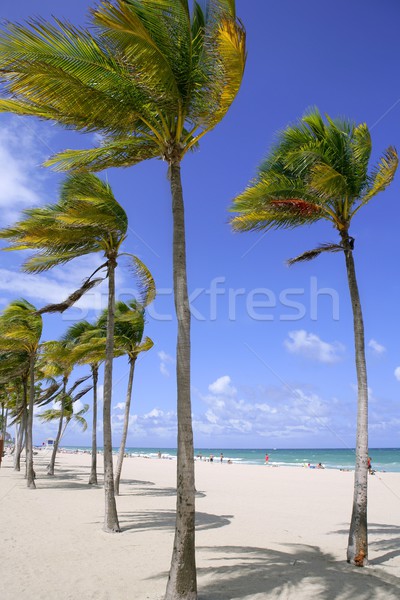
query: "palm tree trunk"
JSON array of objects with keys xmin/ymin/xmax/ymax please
[
  {"xmin": 165, "ymin": 160, "xmax": 197, "ymax": 600},
  {"xmin": 114, "ymin": 356, "xmax": 136, "ymax": 496},
  {"xmin": 1, "ymin": 404, "xmax": 6, "ymax": 441},
  {"xmin": 47, "ymin": 377, "xmax": 67, "ymax": 476},
  {"xmin": 89, "ymin": 365, "xmax": 98, "ymax": 485},
  {"xmin": 26, "ymin": 354, "xmax": 36, "ymax": 488},
  {"xmin": 342, "ymin": 232, "xmax": 369, "ymax": 566},
  {"xmin": 103, "ymin": 256, "xmax": 120, "ymax": 532},
  {"xmin": 15, "ymin": 379, "xmax": 28, "ymax": 471}
]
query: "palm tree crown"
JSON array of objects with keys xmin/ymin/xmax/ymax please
[
  {"xmin": 231, "ymin": 109, "xmax": 398, "ymax": 244},
  {"xmin": 0, "ymin": 0, "xmax": 246, "ymax": 171},
  {"xmin": 0, "ymin": 172, "xmax": 127, "ymax": 273}
]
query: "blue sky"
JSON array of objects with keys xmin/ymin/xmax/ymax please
[{"xmin": 1, "ymin": 0, "xmax": 400, "ymax": 449}]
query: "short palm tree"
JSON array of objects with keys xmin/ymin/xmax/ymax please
[
  {"xmin": 231, "ymin": 109, "xmax": 398, "ymax": 566},
  {"xmin": 0, "ymin": 173, "xmax": 128, "ymax": 530},
  {"xmin": 39, "ymin": 396, "xmax": 89, "ymax": 445},
  {"xmin": 0, "ymin": 3, "xmax": 246, "ymax": 593},
  {"xmin": 0, "ymin": 300, "xmax": 42, "ymax": 487},
  {"xmin": 63, "ymin": 320, "xmax": 105, "ymax": 485},
  {"xmin": 38, "ymin": 340, "xmax": 78, "ymax": 475},
  {"xmin": 0, "ymin": 352, "xmax": 28, "ymax": 470}
]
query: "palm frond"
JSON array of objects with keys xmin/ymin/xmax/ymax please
[
  {"xmin": 129, "ymin": 255, "xmax": 156, "ymax": 307},
  {"xmin": 352, "ymin": 146, "xmax": 398, "ymax": 216},
  {"xmin": 37, "ymin": 277, "xmax": 104, "ymax": 315},
  {"xmin": 287, "ymin": 243, "xmax": 343, "ymax": 266},
  {"xmin": 45, "ymin": 136, "xmax": 161, "ymax": 172},
  {"xmin": 136, "ymin": 336, "xmax": 154, "ymax": 354}
]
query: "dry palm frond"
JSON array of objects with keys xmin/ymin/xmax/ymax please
[{"xmin": 287, "ymin": 243, "xmax": 343, "ymax": 266}]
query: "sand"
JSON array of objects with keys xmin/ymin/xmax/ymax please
[{"xmin": 1, "ymin": 451, "xmax": 400, "ymax": 599}]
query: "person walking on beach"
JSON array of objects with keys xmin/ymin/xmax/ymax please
[
  {"xmin": 220, "ymin": 453, "xmax": 224, "ymax": 463},
  {"xmin": 265, "ymin": 453, "xmax": 269, "ymax": 464}
]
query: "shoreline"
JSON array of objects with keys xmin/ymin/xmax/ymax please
[{"xmin": 30, "ymin": 445, "xmax": 398, "ymax": 473}]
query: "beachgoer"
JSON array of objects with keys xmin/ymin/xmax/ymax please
[
  {"xmin": 210, "ymin": 454, "xmax": 214, "ymax": 462},
  {"xmin": 158, "ymin": 451, "xmax": 161, "ymax": 459},
  {"xmin": 220, "ymin": 453, "xmax": 224, "ymax": 463},
  {"xmin": 317, "ymin": 462, "xmax": 324, "ymax": 469},
  {"xmin": 368, "ymin": 456, "xmax": 374, "ymax": 474},
  {"xmin": 265, "ymin": 453, "xmax": 269, "ymax": 463}
]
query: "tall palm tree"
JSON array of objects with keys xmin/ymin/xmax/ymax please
[
  {"xmin": 231, "ymin": 109, "xmax": 398, "ymax": 566},
  {"xmin": 102, "ymin": 300, "xmax": 154, "ymax": 496},
  {"xmin": 0, "ymin": 173, "xmax": 128, "ymax": 530},
  {"xmin": 0, "ymin": 3, "xmax": 246, "ymax": 593},
  {"xmin": 0, "ymin": 300, "xmax": 42, "ymax": 487},
  {"xmin": 63, "ymin": 320, "xmax": 105, "ymax": 485}
]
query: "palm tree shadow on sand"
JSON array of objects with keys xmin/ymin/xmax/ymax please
[
  {"xmin": 150, "ymin": 545, "xmax": 400, "ymax": 599},
  {"xmin": 117, "ymin": 510, "xmax": 233, "ymax": 533}
]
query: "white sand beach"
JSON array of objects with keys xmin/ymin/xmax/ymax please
[{"xmin": 1, "ymin": 451, "xmax": 400, "ymax": 599}]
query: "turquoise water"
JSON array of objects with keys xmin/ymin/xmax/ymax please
[{"xmin": 62, "ymin": 447, "xmax": 400, "ymax": 472}]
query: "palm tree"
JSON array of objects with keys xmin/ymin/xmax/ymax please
[
  {"xmin": 0, "ymin": 300, "xmax": 43, "ymax": 487},
  {"xmin": 0, "ymin": 3, "xmax": 246, "ymax": 593},
  {"xmin": 0, "ymin": 352, "xmax": 28, "ymax": 470},
  {"xmin": 104, "ymin": 300, "xmax": 154, "ymax": 496},
  {"xmin": 38, "ymin": 340, "xmax": 80, "ymax": 475},
  {"xmin": 39, "ymin": 396, "xmax": 89, "ymax": 447},
  {"xmin": 231, "ymin": 109, "xmax": 398, "ymax": 566},
  {"xmin": 0, "ymin": 173, "xmax": 128, "ymax": 530},
  {"xmin": 63, "ymin": 320, "xmax": 104, "ymax": 485}
]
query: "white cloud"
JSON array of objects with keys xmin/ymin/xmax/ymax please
[
  {"xmin": 158, "ymin": 350, "xmax": 174, "ymax": 377},
  {"xmin": 208, "ymin": 375, "xmax": 237, "ymax": 396},
  {"xmin": 395, "ymin": 367, "xmax": 400, "ymax": 381},
  {"xmin": 115, "ymin": 402, "xmax": 125, "ymax": 411},
  {"xmin": 368, "ymin": 339, "xmax": 386, "ymax": 355},
  {"xmin": 284, "ymin": 330, "xmax": 344, "ymax": 363},
  {"xmin": 195, "ymin": 375, "xmax": 333, "ymax": 442},
  {"xmin": 0, "ymin": 118, "xmax": 54, "ymax": 224}
]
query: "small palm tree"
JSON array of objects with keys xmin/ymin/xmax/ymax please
[
  {"xmin": 231, "ymin": 109, "xmax": 398, "ymax": 566},
  {"xmin": 0, "ymin": 300, "xmax": 42, "ymax": 487},
  {"xmin": 0, "ymin": 173, "xmax": 128, "ymax": 530},
  {"xmin": 39, "ymin": 397, "xmax": 89, "ymax": 444},
  {"xmin": 39, "ymin": 340, "xmax": 78, "ymax": 475},
  {"xmin": 0, "ymin": 352, "xmax": 28, "ymax": 470},
  {"xmin": 63, "ymin": 320, "xmax": 105, "ymax": 485}
]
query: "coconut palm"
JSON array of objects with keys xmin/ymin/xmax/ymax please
[
  {"xmin": 0, "ymin": 2, "xmax": 246, "ymax": 593},
  {"xmin": 231, "ymin": 109, "xmax": 398, "ymax": 566},
  {"xmin": 63, "ymin": 320, "xmax": 105, "ymax": 485},
  {"xmin": 0, "ymin": 173, "xmax": 128, "ymax": 530},
  {"xmin": 39, "ymin": 396, "xmax": 89, "ymax": 446},
  {"xmin": 0, "ymin": 362, "xmax": 26, "ymax": 470},
  {"xmin": 0, "ymin": 300, "xmax": 42, "ymax": 487},
  {"xmin": 38, "ymin": 340, "xmax": 81, "ymax": 475},
  {"xmin": 0, "ymin": 351, "xmax": 29, "ymax": 468},
  {"xmin": 102, "ymin": 300, "xmax": 154, "ymax": 496}
]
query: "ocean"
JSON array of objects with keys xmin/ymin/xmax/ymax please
[{"xmin": 61, "ymin": 447, "xmax": 400, "ymax": 472}]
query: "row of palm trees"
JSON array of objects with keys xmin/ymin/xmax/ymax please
[
  {"xmin": 0, "ymin": 173, "xmax": 155, "ymax": 516},
  {"xmin": 0, "ymin": 292, "xmax": 154, "ymax": 485},
  {"xmin": 0, "ymin": 1, "xmax": 396, "ymax": 598}
]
